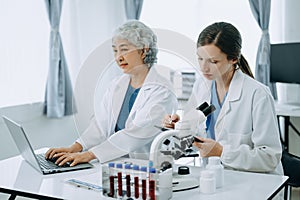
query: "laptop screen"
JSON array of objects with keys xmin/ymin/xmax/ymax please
[{"xmin": 3, "ymin": 116, "xmax": 42, "ymax": 173}]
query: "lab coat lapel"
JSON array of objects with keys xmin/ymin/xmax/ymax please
[
  {"xmin": 127, "ymin": 68, "xmax": 157, "ymax": 119},
  {"xmin": 201, "ymin": 79, "xmax": 211, "ymax": 105},
  {"xmin": 183, "ymin": 78, "xmax": 211, "ymax": 132},
  {"xmin": 192, "ymin": 77, "xmax": 211, "ymax": 109},
  {"xmin": 215, "ymin": 70, "xmax": 244, "ymax": 138},
  {"xmin": 112, "ymin": 75, "xmax": 130, "ymax": 125}
]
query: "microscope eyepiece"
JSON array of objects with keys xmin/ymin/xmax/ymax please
[{"xmin": 196, "ymin": 102, "xmax": 216, "ymax": 116}]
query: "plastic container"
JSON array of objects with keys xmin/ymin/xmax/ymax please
[
  {"xmin": 200, "ymin": 170, "xmax": 216, "ymax": 194},
  {"xmin": 206, "ymin": 156, "xmax": 224, "ymax": 188},
  {"xmin": 158, "ymin": 168, "xmax": 173, "ymax": 200}
]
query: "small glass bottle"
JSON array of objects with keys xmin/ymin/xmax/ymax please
[{"xmin": 206, "ymin": 156, "xmax": 224, "ymax": 188}]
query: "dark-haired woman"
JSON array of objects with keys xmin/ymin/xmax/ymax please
[{"xmin": 164, "ymin": 22, "xmax": 283, "ymax": 175}]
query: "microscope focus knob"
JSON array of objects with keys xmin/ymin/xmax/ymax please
[{"xmin": 178, "ymin": 166, "xmax": 190, "ymax": 175}]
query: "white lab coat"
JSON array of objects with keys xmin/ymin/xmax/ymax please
[
  {"xmin": 184, "ymin": 69, "xmax": 283, "ymax": 174},
  {"xmin": 77, "ymin": 67, "xmax": 178, "ymax": 163}
]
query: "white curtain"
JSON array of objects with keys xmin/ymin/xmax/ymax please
[
  {"xmin": 249, "ymin": 0, "xmax": 277, "ymax": 98},
  {"xmin": 44, "ymin": 0, "xmax": 75, "ymax": 118},
  {"xmin": 125, "ymin": 0, "xmax": 143, "ymax": 20}
]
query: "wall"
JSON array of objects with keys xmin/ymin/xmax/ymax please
[{"xmin": 61, "ymin": 0, "xmax": 126, "ymax": 85}]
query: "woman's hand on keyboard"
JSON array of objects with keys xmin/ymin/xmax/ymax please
[
  {"xmin": 53, "ymin": 151, "xmax": 96, "ymax": 167},
  {"xmin": 45, "ymin": 142, "xmax": 83, "ymax": 160}
]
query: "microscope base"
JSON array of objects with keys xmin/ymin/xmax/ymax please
[{"xmin": 172, "ymin": 173, "xmax": 199, "ymax": 192}]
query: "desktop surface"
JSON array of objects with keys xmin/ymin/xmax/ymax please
[
  {"xmin": 0, "ymin": 149, "xmax": 288, "ymax": 200},
  {"xmin": 0, "ymin": 155, "xmax": 100, "ymax": 200},
  {"xmin": 275, "ymin": 101, "xmax": 300, "ymax": 117}
]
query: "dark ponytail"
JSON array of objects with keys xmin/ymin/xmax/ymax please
[
  {"xmin": 238, "ymin": 54, "xmax": 254, "ymax": 78},
  {"xmin": 197, "ymin": 22, "xmax": 254, "ymax": 79}
]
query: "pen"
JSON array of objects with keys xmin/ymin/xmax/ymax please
[
  {"xmin": 168, "ymin": 109, "xmax": 175, "ymax": 124},
  {"xmin": 154, "ymin": 125, "xmax": 171, "ymax": 131},
  {"xmin": 66, "ymin": 179, "xmax": 102, "ymax": 191}
]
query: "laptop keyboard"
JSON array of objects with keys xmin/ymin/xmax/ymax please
[{"xmin": 36, "ymin": 154, "xmax": 70, "ymax": 169}]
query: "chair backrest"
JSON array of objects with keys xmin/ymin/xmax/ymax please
[{"xmin": 281, "ymin": 150, "xmax": 300, "ymax": 187}]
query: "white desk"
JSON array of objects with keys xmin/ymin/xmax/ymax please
[
  {"xmin": 275, "ymin": 101, "xmax": 300, "ymax": 117},
  {"xmin": 275, "ymin": 102, "xmax": 300, "ymax": 151},
  {"xmin": 0, "ymin": 151, "xmax": 288, "ymax": 200}
]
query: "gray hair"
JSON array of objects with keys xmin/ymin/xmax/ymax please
[{"xmin": 112, "ymin": 20, "xmax": 158, "ymax": 67}]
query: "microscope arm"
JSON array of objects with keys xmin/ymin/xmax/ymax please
[
  {"xmin": 149, "ymin": 102, "xmax": 216, "ymax": 169},
  {"xmin": 149, "ymin": 129, "xmax": 179, "ymax": 169}
]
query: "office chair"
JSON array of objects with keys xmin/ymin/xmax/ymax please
[{"xmin": 281, "ymin": 149, "xmax": 300, "ymax": 200}]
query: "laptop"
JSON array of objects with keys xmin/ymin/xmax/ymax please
[{"xmin": 3, "ymin": 116, "xmax": 93, "ymax": 175}]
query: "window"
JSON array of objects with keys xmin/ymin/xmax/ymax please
[{"xmin": 0, "ymin": 0, "xmax": 49, "ymax": 107}]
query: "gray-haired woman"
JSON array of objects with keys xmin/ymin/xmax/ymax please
[{"xmin": 46, "ymin": 20, "xmax": 178, "ymax": 166}]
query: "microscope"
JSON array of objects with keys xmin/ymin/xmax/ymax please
[{"xmin": 149, "ymin": 102, "xmax": 215, "ymax": 191}]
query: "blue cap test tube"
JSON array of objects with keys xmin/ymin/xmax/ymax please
[
  {"xmin": 108, "ymin": 162, "xmax": 115, "ymax": 197},
  {"xmin": 132, "ymin": 165, "xmax": 140, "ymax": 199},
  {"xmin": 124, "ymin": 164, "xmax": 132, "ymax": 198},
  {"xmin": 149, "ymin": 167, "xmax": 157, "ymax": 200},
  {"xmin": 140, "ymin": 166, "xmax": 148, "ymax": 200},
  {"xmin": 116, "ymin": 163, "xmax": 123, "ymax": 197}
]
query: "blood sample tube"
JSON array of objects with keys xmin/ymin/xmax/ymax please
[
  {"xmin": 140, "ymin": 166, "xmax": 148, "ymax": 200},
  {"xmin": 132, "ymin": 165, "xmax": 140, "ymax": 199},
  {"xmin": 124, "ymin": 164, "xmax": 132, "ymax": 198},
  {"xmin": 149, "ymin": 167, "xmax": 157, "ymax": 200},
  {"xmin": 108, "ymin": 162, "xmax": 115, "ymax": 197},
  {"xmin": 116, "ymin": 163, "xmax": 123, "ymax": 198}
]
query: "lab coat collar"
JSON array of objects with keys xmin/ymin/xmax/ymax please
[
  {"xmin": 226, "ymin": 69, "xmax": 244, "ymax": 103},
  {"xmin": 111, "ymin": 66, "xmax": 171, "ymax": 125},
  {"xmin": 116, "ymin": 66, "xmax": 172, "ymax": 91},
  {"xmin": 111, "ymin": 75, "xmax": 130, "ymax": 127},
  {"xmin": 112, "ymin": 66, "xmax": 158, "ymax": 104},
  {"xmin": 203, "ymin": 78, "xmax": 212, "ymax": 104},
  {"xmin": 128, "ymin": 66, "xmax": 174, "ymax": 117},
  {"xmin": 142, "ymin": 66, "xmax": 174, "ymax": 93},
  {"xmin": 215, "ymin": 69, "xmax": 245, "ymax": 137}
]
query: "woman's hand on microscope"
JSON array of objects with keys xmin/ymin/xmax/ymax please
[
  {"xmin": 193, "ymin": 137, "xmax": 223, "ymax": 157},
  {"xmin": 163, "ymin": 114, "xmax": 180, "ymax": 129}
]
